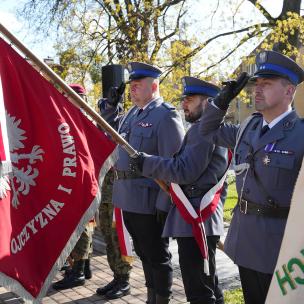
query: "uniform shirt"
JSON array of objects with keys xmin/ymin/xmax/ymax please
[{"xmin": 199, "ymin": 102, "xmax": 304, "ymax": 273}]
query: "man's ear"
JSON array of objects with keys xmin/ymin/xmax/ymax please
[
  {"xmin": 151, "ymin": 80, "xmax": 158, "ymax": 93},
  {"xmin": 286, "ymin": 84, "xmax": 296, "ymax": 98}
]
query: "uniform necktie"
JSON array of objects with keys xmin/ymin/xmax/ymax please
[
  {"xmin": 260, "ymin": 125, "xmax": 270, "ymax": 137},
  {"xmin": 137, "ymin": 108, "xmax": 143, "ymax": 116}
]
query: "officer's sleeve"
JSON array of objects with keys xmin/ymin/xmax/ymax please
[
  {"xmin": 199, "ymin": 101, "xmax": 239, "ymax": 149},
  {"xmin": 154, "ymin": 109, "xmax": 185, "ymax": 212},
  {"xmin": 157, "ymin": 110, "xmax": 185, "ymax": 157},
  {"xmin": 143, "ymin": 137, "xmax": 214, "ymax": 184},
  {"xmin": 98, "ymin": 99, "xmax": 123, "ymax": 130}
]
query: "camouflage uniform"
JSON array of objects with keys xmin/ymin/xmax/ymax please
[
  {"xmin": 71, "ymin": 224, "xmax": 94, "ymax": 261},
  {"xmin": 99, "ymin": 170, "xmax": 132, "ymax": 281}
]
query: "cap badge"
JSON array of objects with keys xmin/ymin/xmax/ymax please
[{"xmin": 257, "ymin": 51, "xmax": 268, "ymax": 65}]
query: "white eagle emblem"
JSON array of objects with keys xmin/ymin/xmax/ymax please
[{"xmin": 0, "ymin": 111, "xmax": 44, "ymax": 208}]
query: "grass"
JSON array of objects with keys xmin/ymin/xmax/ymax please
[
  {"xmin": 224, "ymin": 181, "xmax": 238, "ymax": 223},
  {"xmin": 222, "ymin": 182, "xmax": 244, "ymax": 303},
  {"xmin": 224, "ymin": 288, "xmax": 244, "ymax": 304}
]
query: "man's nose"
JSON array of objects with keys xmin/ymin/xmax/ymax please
[{"xmin": 254, "ymin": 85, "xmax": 263, "ymax": 93}]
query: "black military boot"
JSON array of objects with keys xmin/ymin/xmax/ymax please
[
  {"xmin": 96, "ymin": 279, "xmax": 118, "ymax": 296},
  {"xmin": 84, "ymin": 259, "xmax": 92, "ymax": 279},
  {"xmin": 60, "ymin": 260, "xmax": 71, "ymax": 271},
  {"xmin": 52, "ymin": 260, "xmax": 85, "ymax": 290},
  {"xmin": 105, "ymin": 279, "xmax": 130, "ymax": 299},
  {"xmin": 155, "ymin": 294, "xmax": 170, "ymax": 304},
  {"xmin": 146, "ymin": 287, "xmax": 156, "ymax": 304}
]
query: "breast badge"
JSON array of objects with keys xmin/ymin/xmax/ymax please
[
  {"xmin": 262, "ymin": 155, "xmax": 271, "ymax": 166},
  {"xmin": 138, "ymin": 122, "xmax": 152, "ymax": 128}
]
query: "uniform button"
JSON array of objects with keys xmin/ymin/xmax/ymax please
[{"xmin": 245, "ymin": 188, "xmax": 250, "ymax": 194}]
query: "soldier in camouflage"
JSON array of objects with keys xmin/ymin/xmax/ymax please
[{"xmin": 97, "ymin": 169, "xmax": 132, "ymax": 299}]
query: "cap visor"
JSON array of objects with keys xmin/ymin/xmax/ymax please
[{"xmin": 250, "ymin": 72, "xmax": 287, "ymax": 82}]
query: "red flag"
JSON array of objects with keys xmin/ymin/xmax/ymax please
[{"xmin": 0, "ymin": 37, "xmax": 117, "ymax": 302}]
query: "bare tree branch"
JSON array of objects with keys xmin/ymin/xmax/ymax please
[
  {"xmin": 196, "ymin": 29, "xmax": 267, "ymax": 76},
  {"xmin": 161, "ymin": 22, "xmax": 270, "ymax": 81},
  {"xmin": 247, "ymin": 0, "xmax": 274, "ymax": 22}
]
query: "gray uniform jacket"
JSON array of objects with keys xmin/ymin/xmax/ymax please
[
  {"xmin": 142, "ymin": 121, "xmax": 228, "ymax": 237},
  {"xmin": 101, "ymin": 97, "xmax": 185, "ymax": 214},
  {"xmin": 200, "ymin": 102, "xmax": 304, "ymax": 274}
]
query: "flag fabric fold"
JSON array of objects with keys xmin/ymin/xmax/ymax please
[{"xmin": 0, "ymin": 37, "xmax": 117, "ymax": 303}]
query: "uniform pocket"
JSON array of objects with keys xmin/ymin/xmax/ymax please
[
  {"xmin": 268, "ymin": 154, "xmax": 295, "ymax": 188},
  {"xmin": 129, "ymin": 128, "xmax": 153, "ymax": 150}
]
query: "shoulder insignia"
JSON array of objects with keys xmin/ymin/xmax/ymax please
[{"xmin": 161, "ymin": 102, "xmax": 175, "ymax": 110}]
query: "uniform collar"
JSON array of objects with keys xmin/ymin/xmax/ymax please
[
  {"xmin": 139, "ymin": 97, "xmax": 159, "ymax": 111},
  {"xmin": 262, "ymin": 107, "xmax": 292, "ymax": 129},
  {"xmin": 254, "ymin": 110, "xmax": 297, "ymax": 152}
]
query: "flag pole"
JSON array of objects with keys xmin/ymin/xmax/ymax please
[
  {"xmin": 0, "ymin": 23, "xmax": 137, "ymax": 156},
  {"xmin": 0, "ymin": 23, "xmax": 170, "ymax": 193}
]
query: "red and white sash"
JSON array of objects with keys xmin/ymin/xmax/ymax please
[
  {"xmin": 170, "ymin": 150, "xmax": 232, "ymax": 274},
  {"xmin": 0, "ymin": 77, "xmax": 11, "ymax": 176},
  {"xmin": 113, "ymin": 207, "xmax": 134, "ymax": 262}
]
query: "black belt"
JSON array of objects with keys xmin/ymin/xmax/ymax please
[
  {"xmin": 114, "ymin": 170, "xmax": 144, "ymax": 180},
  {"xmin": 182, "ymin": 185, "xmax": 207, "ymax": 199},
  {"xmin": 239, "ymin": 198, "xmax": 289, "ymax": 219}
]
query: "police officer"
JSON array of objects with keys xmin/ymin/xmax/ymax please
[
  {"xmin": 199, "ymin": 50, "xmax": 304, "ymax": 304},
  {"xmin": 97, "ymin": 169, "xmax": 132, "ymax": 299},
  {"xmin": 97, "ymin": 62, "xmax": 185, "ymax": 304},
  {"xmin": 130, "ymin": 77, "xmax": 228, "ymax": 304},
  {"xmin": 53, "ymin": 84, "xmax": 94, "ymax": 290},
  {"xmin": 96, "ymin": 65, "xmax": 133, "ymax": 299}
]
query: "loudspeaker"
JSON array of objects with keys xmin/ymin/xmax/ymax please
[{"xmin": 102, "ymin": 64, "xmax": 125, "ymax": 98}]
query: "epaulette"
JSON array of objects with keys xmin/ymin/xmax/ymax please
[
  {"xmin": 251, "ymin": 112, "xmax": 262, "ymax": 117},
  {"xmin": 161, "ymin": 102, "xmax": 175, "ymax": 110}
]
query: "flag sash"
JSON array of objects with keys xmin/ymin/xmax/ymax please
[
  {"xmin": 113, "ymin": 207, "xmax": 133, "ymax": 260},
  {"xmin": 169, "ymin": 183, "xmax": 210, "ymax": 274},
  {"xmin": 169, "ymin": 150, "xmax": 232, "ymax": 273}
]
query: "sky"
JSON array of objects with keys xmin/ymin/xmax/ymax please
[
  {"xmin": 0, "ymin": 0, "xmax": 300, "ymax": 75},
  {"xmin": 0, "ymin": 0, "xmax": 56, "ymax": 59}
]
